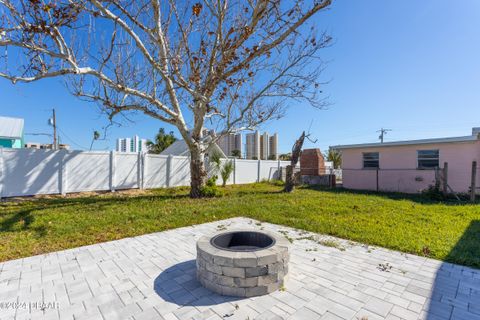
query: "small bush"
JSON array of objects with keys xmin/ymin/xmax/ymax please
[
  {"xmin": 206, "ymin": 175, "xmax": 218, "ymax": 187},
  {"xmin": 200, "ymin": 185, "xmax": 223, "ymax": 197},
  {"xmin": 421, "ymin": 184, "xmax": 444, "ymax": 201},
  {"xmin": 200, "ymin": 176, "xmax": 223, "ymax": 197}
]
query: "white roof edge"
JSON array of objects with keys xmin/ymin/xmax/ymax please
[
  {"xmin": 0, "ymin": 116, "xmax": 24, "ymax": 139},
  {"xmin": 331, "ymin": 135, "xmax": 479, "ymax": 150}
]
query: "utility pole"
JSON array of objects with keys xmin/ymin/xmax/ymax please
[
  {"xmin": 377, "ymin": 128, "xmax": 391, "ymax": 143},
  {"xmin": 49, "ymin": 108, "xmax": 57, "ymax": 149}
]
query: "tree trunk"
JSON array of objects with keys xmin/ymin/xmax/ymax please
[
  {"xmin": 284, "ymin": 165, "xmax": 295, "ymax": 192},
  {"xmin": 189, "ymin": 145, "xmax": 207, "ymax": 198},
  {"xmin": 284, "ymin": 131, "xmax": 305, "ymax": 193}
]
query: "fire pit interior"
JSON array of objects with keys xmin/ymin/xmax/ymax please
[
  {"xmin": 196, "ymin": 230, "xmax": 289, "ymax": 297},
  {"xmin": 211, "ymin": 231, "xmax": 275, "ymax": 251}
]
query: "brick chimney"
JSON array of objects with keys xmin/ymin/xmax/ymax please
[{"xmin": 300, "ymin": 148, "xmax": 326, "ymax": 176}]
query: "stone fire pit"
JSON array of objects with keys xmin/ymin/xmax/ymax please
[{"xmin": 196, "ymin": 230, "xmax": 289, "ymax": 297}]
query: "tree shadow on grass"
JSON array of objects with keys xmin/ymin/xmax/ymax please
[
  {"xmin": 425, "ymin": 220, "xmax": 480, "ymax": 319},
  {"xmin": 1, "ymin": 192, "xmax": 190, "ymax": 214},
  {"xmin": 0, "ymin": 193, "xmax": 186, "ymax": 237},
  {"xmin": 153, "ymin": 260, "xmax": 243, "ymax": 307},
  {"xmin": 0, "ymin": 208, "xmax": 47, "ymax": 237},
  {"xmin": 303, "ymin": 185, "xmax": 476, "ymax": 206}
]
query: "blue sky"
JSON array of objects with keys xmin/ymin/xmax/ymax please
[{"xmin": 1, "ymin": 0, "xmax": 480, "ymax": 153}]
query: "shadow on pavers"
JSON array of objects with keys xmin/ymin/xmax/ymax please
[
  {"xmin": 154, "ymin": 260, "xmax": 243, "ymax": 307},
  {"xmin": 426, "ymin": 220, "xmax": 480, "ymax": 319}
]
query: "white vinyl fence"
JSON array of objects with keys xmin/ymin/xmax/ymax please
[{"xmin": 0, "ymin": 148, "xmax": 290, "ymax": 198}]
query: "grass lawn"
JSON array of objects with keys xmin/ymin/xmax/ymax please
[{"xmin": 1, "ymin": 183, "xmax": 479, "ymax": 268}]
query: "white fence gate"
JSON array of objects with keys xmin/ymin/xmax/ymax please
[{"xmin": 0, "ymin": 148, "xmax": 290, "ymax": 198}]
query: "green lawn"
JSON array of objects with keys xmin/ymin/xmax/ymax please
[{"xmin": 1, "ymin": 183, "xmax": 479, "ymax": 268}]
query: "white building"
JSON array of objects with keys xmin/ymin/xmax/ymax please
[
  {"xmin": 245, "ymin": 131, "xmax": 278, "ymax": 160},
  {"xmin": 246, "ymin": 131, "xmax": 260, "ymax": 159},
  {"xmin": 116, "ymin": 135, "xmax": 148, "ymax": 152},
  {"xmin": 235, "ymin": 134, "xmax": 243, "ymax": 157},
  {"xmin": 269, "ymin": 133, "xmax": 278, "ymax": 160},
  {"xmin": 260, "ymin": 132, "xmax": 269, "ymax": 160},
  {"xmin": 218, "ymin": 133, "xmax": 243, "ymax": 157}
]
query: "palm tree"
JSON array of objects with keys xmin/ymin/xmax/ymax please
[
  {"xmin": 326, "ymin": 149, "xmax": 342, "ymax": 169},
  {"xmin": 231, "ymin": 149, "xmax": 241, "ymax": 158},
  {"xmin": 147, "ymin": 128, "xmax": 177, "ymax": 154},
  {"xmin": 89, "ymin": 130, "xmax": 101, "ymax": 151}
]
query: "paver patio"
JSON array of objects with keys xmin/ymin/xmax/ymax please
[{"xmin": 0, "ymin": 217, "xmax": 479, "ymax": 320}]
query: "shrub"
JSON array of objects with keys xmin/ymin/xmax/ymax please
[
  {"xmin": 421, "ymin": 184, "xmax": 444, "ymax": 201},
  {"xmin": 200, "ymin": 176, "xmax": 223, "ymax": 197},
  {"xmin": 206, "ymin": 175, "xmax": 218, "ymax": 187},
  {"xmin": 221, "ymin": 161, "xmax": 234, "ymax": 186}
]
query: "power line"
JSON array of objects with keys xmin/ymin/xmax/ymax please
[
  {"xmin": 25, "ymin": 133, "xmax": 53, "ymax": 137},
  {"xmin": 377, "ymin": 128, "xmax": 392, "ymax": 143},
  {"xmin": 56, "ymin": 126, "xmax": 89, "ymax": 150}
]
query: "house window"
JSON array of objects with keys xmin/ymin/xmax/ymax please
[
  {"xmin": 363, "ymin": 152, "xmax": 379, "ymax": 168},
  {"xmin": 417, "ymin": 150, "xmax": 439, "ymax": 169}
]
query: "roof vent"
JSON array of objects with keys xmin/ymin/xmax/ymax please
[{"xmin": 472, "ymin": 127, "xmax": 480, "ymax": 136}]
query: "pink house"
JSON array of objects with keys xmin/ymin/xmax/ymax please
[{"xmin": 332, "ymin": 128, "xmax": 480, "ymax": 194}]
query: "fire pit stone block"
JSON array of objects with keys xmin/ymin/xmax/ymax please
[{"xmin": 196, "ymin": 230, "xmax": 290, "ymax": 297}]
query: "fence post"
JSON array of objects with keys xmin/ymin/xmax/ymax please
[
  {"xmin": 166, "ymin": 155, "xmax": 173, "ymax": 187},
  {"xmin": 142, "ymin": 153, "xmax": 147, "ymax": 190},
  {"xmin": 0, "ymin": 148, "xmax": 4, "ymax": 199},
  {"xmin": 471, "ymin": 161, "xmax": 477, "ymax": 202},
  {"xmin": 109, "ymin": 151, "xmax": 116, "ymax": 192},
  {"xmin": 136, "ymin": 152, "xmax": 144, "ymax": 190},
  {"xmin": 277, "ymin": 160, "xmax": 281, "ymax": 180},
  {"xmin": 233, "ymin": 158, "xmax": 236, "ymax": 184},
  {"xmin": 442, "ymin": 162, "xmax": 448, "ymax": 196},
  {"xmin": 257, "ymin": 159, "xmax": 261, "ymax": 182},
  {"xmin": 59, "ymin": 150, "xmax": 67, "ymax": 196}
]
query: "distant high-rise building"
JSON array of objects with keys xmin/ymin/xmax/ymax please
[
  {"xmin": 260, "ymin": 132, "xmax": 269, "ymax": 160},
  {"xmin": 116, "ymin": 137, "xmax": 131, "ymax": 152},
  {"xmin": 246, "ymin": 131, "xmax": 260, "ymax": 159},
  {"xmin": 234, "ymin": 134, "xmax": 243, "ymax": 156},
  {"xmin": 269, "ymin": 133, "xmax": 278, "ymax": 160},
  {"xmin": 116, "ymin": 135, "xmax": 148, "ymax": 152},
  {"xmin": 218, "ymin": 132, "xmax": 242, "ymax": 157},
  {"xmin": 245, "ymin": 131, "xmax": 278, "ymax": 159}
]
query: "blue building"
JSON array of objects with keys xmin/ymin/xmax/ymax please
[{"xmin": 0, "ymin": 116, "xmax": 24, "ymax": 149}]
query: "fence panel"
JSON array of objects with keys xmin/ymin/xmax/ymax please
[
  {"xmin": 115, "ymin": 153, "xmax": 139, "ymax": 190},
  {"xmin": 235, "ymin": 159, "xmax": 259, "ymax": 184},
  {"xmin": 259, "ymin": 160, "xmax": 280, "ymax": 181},
  {"xmin": 170, "ymin": 156, "xmax": 190, "ymax": 187},
  {"xmin": 66, "ymin": 151, "xmax": 110, "ymax": 193},
  {"xmin": 0, "ymin": 149, "xmax": 295, "ymax": 197},
  {"xmin": 2, "ymin": 149, "xmax": 62, "ymax": 197},
  {"xmin": 144, "ymin": 154, "xmax": 168, "ymax": 188}
]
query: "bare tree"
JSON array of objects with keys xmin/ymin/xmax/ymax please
[
  {"xmin": 0, "ymin": 0, "xmax": 332, "ymax": 197},
  {"xmin": 284, "ymin": 131, "xmax": 305, "ymax": 192}
]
